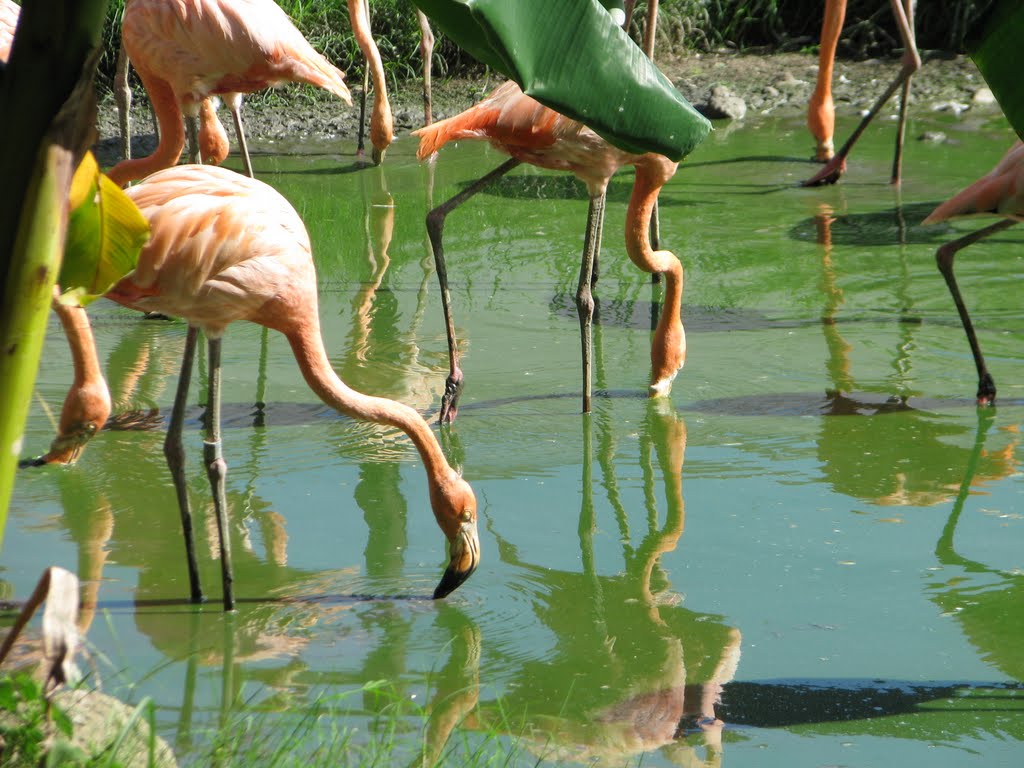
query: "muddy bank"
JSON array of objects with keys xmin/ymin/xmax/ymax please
[{"xmin": 92, "ymin": 51, "xmax": 998, "ymax": 167}]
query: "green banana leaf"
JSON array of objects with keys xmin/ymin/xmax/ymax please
[
  {"xmin": 966, "ymin": 0, "xmax": 1024, "ymax": 142},
  {"xmin": 409, "ymin": 0, "xmax": 711, "ymax": 161},
  {"xmin": 58, "ymin": 152, "xmax": 148, "ymax": 306}
]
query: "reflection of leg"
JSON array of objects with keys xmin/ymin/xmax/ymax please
[
  {"xmin": 165, "ymin": 326, "xmax": 203, "ymax": 603},
  {"xmin": 426, "ymin": 158, "xmax": 521, "ymax": 423},
  {"xmin": 576, "ymin": 193, "xmax": 606, "ymax": 414},
  {"xmin": 175, "ymin": 614, "xmax": 200, "ymax": 752},
  {"xmin": 935, "ymin": 219, "xmax": 1016, "ymax": 405},
  {"xmin": 204, "ymin": 337, "xmax": 235, "ymax": 610}
]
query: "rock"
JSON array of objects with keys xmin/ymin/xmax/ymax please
[
  {"xmin": 931, "ymin": 100, "xmax": 970, "ymax": 116},
  {"xmin": 918, "ymin": 131, "xmax": 947, "ymax": 144},
  {"xmin": 971, "ymin": 87, "xmax": 996, "ymax": 106},
  {"xmin": 774, "ymin": 72, "xmax": 809, "ymax": 92},
  {"xmin": 700, "ymin": 85, "xmax": 747, "ymax": 121}
]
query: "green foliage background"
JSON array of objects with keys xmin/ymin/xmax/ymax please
[{"xmin": 94, "ymin": 0, "xmax": 995, "ymax": 93}]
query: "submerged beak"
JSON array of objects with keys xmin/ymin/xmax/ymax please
[
  {"xmin": 434, "ymin": 519, "xmax": 480, "ymax": 600},
  {"xmin": 21, "ymin": 430, "xmax": 92, "ymax": 468}
]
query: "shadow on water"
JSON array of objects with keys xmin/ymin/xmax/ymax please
[
  {"xmin": 719, "ymin": 678, "xmax": 1024, "ymax": 729},
  {"xmin": 450, "ymin": 170, "xmax": 700, "ymax": 208},
  {"xmin": 790, "ymin": 200, "xmax": 1024, "ymax": 247}
]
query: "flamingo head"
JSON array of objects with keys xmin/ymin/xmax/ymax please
[
  {"xmin": 431, "ymin": 472, "xmax": 480, "ymax": 599},
  {"xmin": 35, "ymin": 381, "xmax": 112, "ymax": 466}
]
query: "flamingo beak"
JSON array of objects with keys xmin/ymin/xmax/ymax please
[
  {"xmin": 434, "ymin": 519, "xmax": 480, "ymax": 599},
  {"xmin": 20, "ymin": 428, "xmax": 95, "ymax": 468}
]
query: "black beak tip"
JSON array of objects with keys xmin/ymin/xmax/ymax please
[{"xmin": 433, "ymin": 563, "xmax": 477, "ymax": 600}]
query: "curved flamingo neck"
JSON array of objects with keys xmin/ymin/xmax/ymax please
[
  {"xmin": 107, "ymin": 72, "xmax": 186, "ymax": 187},
  {"xmin": 48, "ymin": 295, "xmax": 111, "ymax": 462},
  {"xmin": 626, "ymin": 157, "xmax": 685, "ymax": 391},
  {"xmin": 347, "ymin": 0, "xmax": 393, "ymax": 155},
  {"xmin": 284, "ymin": 313, "xmax": 453, "ymax": 483}
]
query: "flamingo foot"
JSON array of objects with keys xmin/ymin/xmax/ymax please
[
  {"xmin": 439, "ymin": 370, "xmax": 464, "ymax": 424},
  {"xmin": 802, "ymin": 155, "xmax": 847, "ymax": 187},
  {"xmin": 977, "ymin": 373, "xmax": 997, "ymax": 408}
]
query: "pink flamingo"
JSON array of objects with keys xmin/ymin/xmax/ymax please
[
  {"xmin": 0, "ymin": 0, "xmax": 17, "ymax": 63},
  {"xmin": 41, "ymin": 164, "xmax": 480, "ymax": 609},
  {"xmin": 108, "ymin": 0, "xmax": 355, "ymax": 186},
  {"xmin": 413, "ymin": 80, "xmax": 685, "ymax": 423},
  {"xmin": 923, "ymin": 140, "xmax": 1024, "ymax": 405},
  {"xmin": 804, "ymin": 0, "xmax": 920, "ymax": 186}
]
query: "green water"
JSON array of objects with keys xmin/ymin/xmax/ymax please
[{"xmin": 5, "ymin": 109, "xmax": 1024, "ymax": 766}]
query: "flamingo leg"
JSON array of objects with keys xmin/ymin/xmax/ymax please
[
  {"xmin": 417, "ymin": 10, "xmax": 434, "ymax": 126},
  {"xmin": 186, "ymin": 115, "xmax": 200, "ymax": 164},
  {"xmin": 426, "ymin": 158, "xmax": 522, "ymax": 423},
  {"xmin": 164, "ymin": 326, "xmax": 203, "ymax": 604},
  {"xmin": 803, "ymin": 0, "xmax": 920, "ymax": 186},
  {"xmin": 356, "ymin": 62, "xmax": 369, "ymax": 158},
  {"xmin": 114, "ymin": 40, "xmax": 132, "ymax": 162},
  {"xmin": 203, "ymin": 336, "xmax": 235, "ymax": 610},
  {"xmin": 577, "ymin": 193, "xmax": 606, "ymax": 414},
  {"xmin": 935, "ymin": 218, "xmax": 1016, "ymax": 406},
  {"xmin": 890, "ymin": 0, "xmax": 915, "ymax": 185},
  {"xmin": 227, "ymin": 97, "xmax": 254, "ymax": 179}
]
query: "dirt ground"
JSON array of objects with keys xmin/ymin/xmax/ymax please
[{"xmin": 92, "ymin": 50, "xmax": 997, "ymax": 166}]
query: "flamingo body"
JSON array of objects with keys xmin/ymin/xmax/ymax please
[
  {"xmin": 108, "ymin": 0, "xmax": 352, "ymax": 186},
  {"xmin": 923, "ymin": 142, "xmax": 1024, "ymax": 225},
  {"xmin": 416, "ymin": 82, "xmax": 641, "ymax": 197}
]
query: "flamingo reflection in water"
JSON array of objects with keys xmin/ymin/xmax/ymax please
[
  {"xmin": 415, "ymin": 401, "xmax": 740, "ymax": 767},
  {"xmin": 812, "ymin": 202, "xmax": 1019, "ymax": 508}
]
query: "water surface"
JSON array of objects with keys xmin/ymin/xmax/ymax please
[{"xmin": 5, "ymin": 109, "xmax": 1024, "ymax": 766}]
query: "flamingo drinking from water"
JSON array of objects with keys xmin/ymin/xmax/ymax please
[
  {"xmin": 413, "ymin": 81, "xmax": 686, "ymax": 423},
  {"xmin": 39, "ymin": 164, "xmax": 480, "ymax": 609},
  {"xmin": 804, "ymin": 0, "xmax": 920, "ymax": 186}
]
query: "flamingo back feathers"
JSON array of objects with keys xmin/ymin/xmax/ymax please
[
  {"xmin": 110, "ymin": 165, "xmax": 314, "ymax": 336},
  {"xmin": 123, "ymin": 0, "xmax": 350, "ymax": 105},
  {"xmin": 413, "ymin": 81, "xmax": 580, "ymax": 160}
]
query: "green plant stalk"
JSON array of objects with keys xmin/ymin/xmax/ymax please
[
  {"xmin": 0, "ymin": 145, "xmax": 75, "ymax": 542},
  {"xmin": 0, "ymin": 0, "xmax": 109, "ymax": 545}
]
